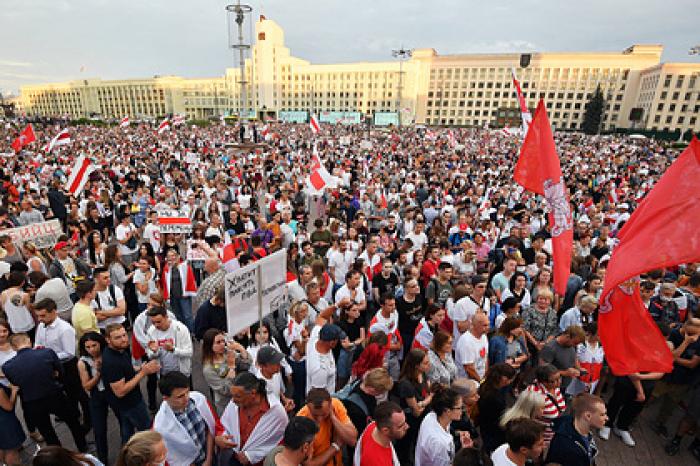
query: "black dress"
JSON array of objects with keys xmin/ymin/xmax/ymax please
[
  {"xmin": 0, "ymin": 385, "xmax": 25, "ymax": 450},
  {"xmin": 477, "ymin": 388, "xmax": 507, "ymax": 453}
]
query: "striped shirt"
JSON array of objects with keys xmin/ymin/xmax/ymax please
[{"xmin": 527, "ymin": 383, "xmax": 566, "ymax": 446}]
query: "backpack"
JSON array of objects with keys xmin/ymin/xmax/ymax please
[{"xmin": 334, "ymin": 380, "xmax": 369, "ymax": 419}]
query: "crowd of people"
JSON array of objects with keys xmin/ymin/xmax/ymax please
[{"xmin": 0, "ymin": 117, "xmax": 698, "ymax": 466}]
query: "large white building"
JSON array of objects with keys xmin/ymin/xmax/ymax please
[{"xmin": 20, "ymin": 16, "xmax": 700, "ymax": 134}]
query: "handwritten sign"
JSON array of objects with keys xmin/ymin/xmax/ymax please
[
  {"xmin": 225, "ymin": 248, "xmax": 287, "ymax": 336},
  {"xmin": 186, "ymin": 239, "xmax": 208, "ymax": 262},
  {"xmin": 0, "ymin": 219, "xmax": 62, "ymax": 249}
]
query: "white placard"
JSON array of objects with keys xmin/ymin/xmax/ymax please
[
  {"xmin": 0, "ymin": 219, "xmax": 62, "ymax": 249},
  {"xmin": 225, "ymin": 249, "xmax": 287, "ymax": 336}
]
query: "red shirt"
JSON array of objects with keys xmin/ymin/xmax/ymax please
[
  {"xmin": 420, "ymin": 259, "xmax": 440, "ymax": 288},
  {"xmin": 359, "ymin": 423, "xmax": 393, "ymax": 466}
]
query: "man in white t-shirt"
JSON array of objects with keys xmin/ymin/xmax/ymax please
[
  {"xmin": 405, "ymin": 221, "xmax": 428, "ymax": 252},
  {"xmin": 491, "ymin": 418, "xmax": 546, "ymax": 466},
  {"xmin": 328, "ymin": 239, "xmax": 355, "ymax": 286},
  {"xmin": 146, "ymin": 306, "xmax": 193, "ymax": 376},
  {"xmin": 91, "ymin": 267, "xmax": 126, "ymax": 330},
  {"xmin": 455, "ymin": 312, "xmax": 490, "ymax": 380},
  {"xmin": 142, "ymin": 211, "xmax": 161, "ymax": 254},
  {"xmin": 334, "ymin": 270, "xmax": 367, "ymax": 314},
  {"xmin": 450, "ymin": 276, "xmax": 490, "ymax": 342},
  {"xmin": 115, "ymin": 213, "xmax": 139, "ymax": 266},
  {"xmin": 252, "ymin": 346, "xmax": 295, "ymax": 412},
  {"xmin": 133, "ymin": 259, "xmax": 157, "ymax": 311},
  {"xmin": 305, "ymin": 323, "xmax": 345, "ymax": 395}
]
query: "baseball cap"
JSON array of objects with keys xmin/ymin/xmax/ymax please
[
  {"xmin": 319, "ymin": 323, "xmax": 346, "ymax": 341},
  {"xmin": 54, "ymin": 241, "xmax": 69, "ymax": 251},
  {"xmin": 256, "ymin": 346, "xmax": 284, "ymax": 365}
]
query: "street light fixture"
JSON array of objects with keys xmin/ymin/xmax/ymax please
[
  {"xmin": 689, "ymin": 45, "xmax": 700, "ymax": 55},
  {"xmin": 392, "ymin": 47, "xmax": 413, "ymax": 127}
]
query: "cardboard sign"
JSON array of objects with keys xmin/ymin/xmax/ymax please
[
  {"xmin": 157, "ymin": 214, "xmax": 192, "ymax": 234},
  {"xmin": 225, "ymin": 249, "xmax": 287, "ymax": 336},
  {"xmin": 0, "ymin": 219, "xmax": 62, "ymax": 249}
]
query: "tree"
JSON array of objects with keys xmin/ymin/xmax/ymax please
[{"xmin": 582, "ymin": 85, "xmax": 605, "ymax": 135}]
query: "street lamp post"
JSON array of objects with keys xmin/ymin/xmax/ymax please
[
  {"xmin": 392, "ymin": 47, "xmax": 412, "ymax": 127},
  {"xmin": 226, "ymin": 1, "xmax": 252, "ymax": 124}
]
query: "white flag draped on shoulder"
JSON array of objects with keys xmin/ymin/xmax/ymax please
[
  {"xmin": 511, "ymin": 68, "xmax": 533, "ymax": 139},
  {"xmin": 65, "ymin": 154, "xmax": 96, "ymax": 197},
  {"xmin": 44, "ymin": 128, "xmax": 71, "ymax": 153},
  {"xmin": 157, "ymin": 118, "xmax": 170, "ymax": 134}
]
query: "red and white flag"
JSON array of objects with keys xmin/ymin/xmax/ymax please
[
  {"xmin": 172, "ymin": 115, "xmax": 186, "ymax": 126},
  {"xmin": 306, "ymin": 146, "xmax": 335, "ymax": 194},
  {"xmin": 119, "ymin": 116, "xmax": 130, "ymax": 128},
  {"xmin": 598, "ymin": 137, "xmax": 700, "ymax": 375},
  {"xmin": 44, "ymin": 128, "xmax": 71, "ymax": 153},
  {"xmin": 10, "ymin": 124, "xmax": 36, "ymax": 152},
  {"xmin": 309, "ymin": 115, "xmax": 320, "ymax": 134},
  {"xmin": 65, "ymin": 154, "xmax": 96, "ymax": 197},
  {"xmin": 511, "ymin": 68, "xmax": 533, "ymax": 139},
  {"xmin": 221, "ymin": 243, "xmax": 241, "ymax": 273},
  {"xmin": 261, "ymin": 124, "xmax": 271, "ymax": 141},
  {"xmin": 447, "ymin": 130, "xmax": 457, "ymax": 148},
  {"xmin": 157, "ymin": 118, "xmax": 170, "ymax": 134},
  {"xmin": 513, "ymin": 100, "xmax": 573, "ymax": 296}
]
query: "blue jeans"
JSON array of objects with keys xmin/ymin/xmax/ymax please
[
  {"xmin": 117, "ymin": 399, "xmax": 151, "ymax": 444},
  {"xmin": 337, "ymin": 348, "xmax": 354, "ymax": 379},
  {"xmin": 170, "ymin": 297, "xmax": 194, "ymax": 332}
]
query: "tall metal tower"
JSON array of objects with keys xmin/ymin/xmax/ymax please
[
  {"xmin": 392, "ymin": 47, "xmax": 412, "ymax": 127},
  {"xmin": 226, "ymin": 1, "xmax": 253, "ymax": 121}
]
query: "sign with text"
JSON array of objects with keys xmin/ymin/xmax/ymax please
[
  {"xmin": 157, "ymin": 213, "xmax": 192, "ymax": 234},
  {"xmin": 225, "ymin": 249, "xmax": 287, "ymax": 336},
  {"xmin": 373, "ymin": 112, "xmax": 399, "ymax": 126},
  {"xmin": 0, "ymin": 219, "xmax": 62, "ymax": 249},
  {"xmin": 279, "ymin": 111, "xmax": 308, "ymax": 124}
]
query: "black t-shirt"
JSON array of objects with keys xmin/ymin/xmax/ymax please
[
  {"xmin": 101, "ymin": 346, "xmax": 143, "ymax": 409},
  {"xmin": 372, "ymin": 272, "xmax": 399, "ymax": 299},
  {"xmin": 397, "ymin": 294, "xmax": 425, "ymax": 334},
  {"xmin": 397, "ymin": 378, "xmax": 429, "ymax": 414},
  {"xmin": 666, "ymin": 330, "xmax": 700, "ymax": 385}
]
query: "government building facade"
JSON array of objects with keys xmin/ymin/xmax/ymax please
[{"xmin": 19, "ymin": 16, "xmax": 700, "ymax": 134}]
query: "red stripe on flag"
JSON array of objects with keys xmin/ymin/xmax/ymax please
[
  {"xmin": 68, "ymin": 158, "xmax": 91, "ymax": 194},
  {"xmin": 309, "ymin": 170, "xmax": 325, "ymax": 190},
  {"xmin": 158, "ymin": 217, "xmax": 191, "ymax": 225}
]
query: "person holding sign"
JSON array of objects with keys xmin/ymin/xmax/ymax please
[{"xmin": 162, "ymin": 248, "xmax": 197, "ymax": 333}]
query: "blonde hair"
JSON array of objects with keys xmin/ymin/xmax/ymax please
[
  {"xmin": 116, "ymin": 431, "xmax": 163, "ymax": 466},
  {"xmin": 500, "ymin": 390, "xmax": 546, "ymax": 428},
  {"xmin": 363, "ymin": 367, "xmax": 394, "ymax": 392}
]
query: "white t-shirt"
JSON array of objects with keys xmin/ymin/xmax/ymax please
[
  {"xmin": 252, "ymin": 365, "xmax": 285, "ymax": 401},
  {"xmin": 334, "ymin": 284, "xmax": 366, "ymax": 306},
  {"xmin": 405, "ymin": 231, "xmax": 428, "ymax": 251},
  {"xmin": 91, "ymin": 286, "xmax": 126, "ymax": 329},
  {"xmin": 133, "ymin": 268, "xmax": 158, "ymax": 304},
  {"xmin": 449, "ymin": 296, "xmax": 489, "ymax": 342},
  {"xmin": 116, "ymin": 223, "xmax": 138, "ymax": 256},
  {"xmin": 328, "ymin": 250, "xmax": 354, "ymax": 285},
  {"xmin": 143, "ymin": 222, "xmax": 161, "ymax": 253},
  {"xmin": 490, "ymin": 444, "xmax": 517, "ymax": 466},
  {"xmin": 305, "ymin": 329, "xmax": 336, "ymax": 394},
  {"xmin": 455, "ymin": 331, "xmax": 489, "ymax": 379}
]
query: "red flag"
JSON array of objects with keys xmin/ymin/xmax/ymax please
[
  {"xmin": 11, "ymin": 124, "xmax": 36, "ymax": 152},
  {"xmin": 513, "ymin": 100, "xmax": 572, "ymax": 296},
  {"xmin": 599, "ymin": 137, "xmax": 700, "ymax": 375},
  {"xmin": 309, "ymin": 115, "xmax": 320, "ymax": 134}
]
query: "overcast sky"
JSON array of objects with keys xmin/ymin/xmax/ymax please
[{"xmin": 1, "ymin": 0, "xmax": 698, "ymax": 95}]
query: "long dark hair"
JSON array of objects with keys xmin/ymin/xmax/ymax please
[
  {"xmin": 479, "ymin": 363, "xmax": 516, "ymax": 397},
  {"xmin": 399, "ymin": 348, "xmax": 427, "ymax": 385},
  {"xmin": 78, "ymin": 331, "xmax": 107, "ymax": 357},
  {"xmin": 202, "ymin": 328, "xmax": 225, "ymax": 365},
  {"xmin": 32, "ymin": 446, "xmax": 91, "ymax": 466}
]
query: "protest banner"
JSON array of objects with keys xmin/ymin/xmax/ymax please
[
  {"xmin": 0, "ymin": 219, "xmax": 62, "ymax": 249},
  {"xmin": 157, "ymin": 212, "xmax": 192, "ymax": 234},
  {"xmin": 225, "ymin": 248, "xmax": 287, "ymax": 336}
]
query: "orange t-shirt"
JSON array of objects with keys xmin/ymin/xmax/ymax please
[{"xmin": 297, "ymin": 398, "xmax": 350, "ymax": 466}]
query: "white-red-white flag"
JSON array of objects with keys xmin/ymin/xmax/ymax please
[
  {"xmin": 65, "ymin": 154, "xmax": 96, "ymax": 197},
  {"xmin": 261, "ymin": 124, "xmax": 270, "ymax": 141},
  {"xmin": 44, "ymin": 128, "xmax": 71, "ymax": 153},
  {"xmin": 309, "ymin": 115, "xmax": 320, "ymax": 134},
  {"xmin": 447, "ymin": 130, "xmax": 457, "ymax": 148},
  {"xmin": 511, "ymin": 68, "xmax": 533, "ymax": 139},
  {"xmin": 120, "ymin": 116, "xmax": 130, "ymax": 128},
  {"xmin": 157, "ymin": 118, "xmax": 170, "ymax": 134},
  {"xmin": 306, "ymin": 146, "xmax": 335, "ymax": 194}
]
